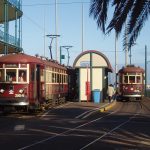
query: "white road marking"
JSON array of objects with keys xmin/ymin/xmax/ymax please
[{"xmin": 14, "ymin": 125, "xmax": 25, "ymax": 131}]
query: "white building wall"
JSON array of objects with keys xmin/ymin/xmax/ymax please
[
  {"xmin": 92, "ymin": 68, "xmax": 102, "ymax": 90},
  {"xmin": 80, "ymin": 68, "xmax": 90, "ymax": 101}
]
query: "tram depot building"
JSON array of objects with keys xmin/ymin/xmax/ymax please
[{"xmin": 73, "ymin": 50, "xmax": 113, "ymax": 102}]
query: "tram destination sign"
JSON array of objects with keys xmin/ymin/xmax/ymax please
[
  {"xmin": 5, "ymin": 64, "xmax": 18, "ymax": 68},
  {"xmin": 80, "ymin": 61, "xmax": 90, "ymax": 67}
]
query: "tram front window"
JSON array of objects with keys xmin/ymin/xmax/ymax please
[
  {"xmin": 0, "ymin": 69, "xmax": 5, "ymax": 82},
  {"xmin": 18, "ymin": 70, "xmax": 27, "ymax": 82},
  {"xmin": 129, "ymin": 76, "xmax": 135, "ymax": 83},
  {"xmin": 136, "ymin": 76, "xmax": 141, "ymax": 83},
  {"xmin": 124, "ymin": 76, "xmax": 128, "ymax": 83},
  {"xmin": 6, "ymin": 69, "xmax": 16, "ymax": 82}
]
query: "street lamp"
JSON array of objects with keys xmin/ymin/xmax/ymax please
[
  {"xmin": 60, "ymin": 46, "xmax": 73, "ymax": 66},
  {"xmin": 46, "ymin": 34, "xmax": 60, "ymax": 59}
]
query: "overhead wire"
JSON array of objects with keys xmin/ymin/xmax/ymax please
[
  {"xmin": 22, "ymin": 1, "xmax": 90, "ymax": 7},
  {"xmin": 22, "ymin": 1, "xmax": 90, "ymax": 34}
]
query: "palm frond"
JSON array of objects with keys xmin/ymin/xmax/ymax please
[
  {"xmin": 127, "ymin": 1, "xmax": 150, "ymax": 49},
  {"xmin": 89, "ymin": 0, "xmax": 111, "ymax": 33},
  {"xmin": 107, "ymin": 0, "xmax": 134, "ymax": 35},
  {"xmin": 128, "ymin": 0, "xmax": 147, "ymax": 33},
  {"xmin": 89, "ymin": 0, "xmax": 150, "ymax": 51}
]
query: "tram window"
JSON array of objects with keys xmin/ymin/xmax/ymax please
[
  {"xmin": 18, "ymin": 70, "xmax": 27, "ymax": 82},
  {"xmin": 129, "ymin": 76, "xmax": 135, "ymax": 83},
  {"xmin": 66, "ymin": 75, "xmax": 68, "ymax": 83},
  {"xmin": 6, "ymin": 69, "xmax": 16, "ymax": 82},
  {"xmin": 0, "ymin": 69, "xmax": 4, "ymax": 81},
  {"xmin": 60, "ymin": 74, "xmax": 62, "ymax": 83},
  {"xmin": 63, "ymin": 75, "xmax": 66, "ymax": 83},
  {"xmin": 136, "ymin": 76, "xmax": 141, "ymax": 83},
  {"xmin": 49, "ymin": 72, "xmax": 52, "ymax": 83},
  {"xmin": 119, "ymin": 76, "xmax": 122, "ymax": 83},
  {"xmin": 124, "ymin": 76, "xmax": 128, "ymax": 83},
  {"xmin": 52, "ymin": 73, "xmax": 55, "ymax": 83},
  {"xmin": 57, "ymin": 74, "xmax": 61, "ymax": 83}
]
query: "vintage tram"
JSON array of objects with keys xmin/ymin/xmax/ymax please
[
  {"xmin": 0, "ymin": 53, "xmax": 69, "ymax": 111},
  {"xmin": 118, "ymin": 65, "xmax": 144, "ymax": 101}
]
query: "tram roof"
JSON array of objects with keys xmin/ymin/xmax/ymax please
[
  {"xmin": 0, "ymin": 53, "xmax": 44, "ymax": 64},
  {"xmin": 0, "ymin": 53, "xmax": 67, "ymax": 69},
  {"xmin": 119, "ymin": 65, "xmax": 144, "ymax": 73}
]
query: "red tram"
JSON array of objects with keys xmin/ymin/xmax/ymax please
[
  {"xmin": 118, "ymin": 65, "xmax": 144, "ymax": 101},
  {"xmin": 0, "ymin": 53, "xmax": 69, "ymax": 111}
]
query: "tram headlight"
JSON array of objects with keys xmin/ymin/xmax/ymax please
[
  {"xmin": 0, "ymin": 89, "xmax": 5, "ymax": 93},
  {"xmin": 19, "ymin": 89, "xmax": 24, "ymax": 94}
]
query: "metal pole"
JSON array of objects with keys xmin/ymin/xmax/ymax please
[
  {"xmin": 125, "ymin": 22, "xmax": 128, "ymax": 66},
  {"xmin": 55, "ymin": 0, "xmax": 58, "ymax": 61},
  {"xmin": 145, "ymin": 45, "xmax": 147, "ymax": 96},
  {"xmin": 129, "ymin": 48, "xmax": 132, "ymax": 65},
  {"xmin": 15, "ymin": 11, "xmax": 17, "ymax": 46},
  {"xmin": 81, "ymin": 2, "xmax": 84, "ymax": 52},
  {"xmin": 60, "ymin": 46, "xmax": 62, "ymax": 64},
  {"xmin": 115, "ymin": 32, "xmax": 118, "ymax": 88},
  {"xmin": 43, "ymin": 10, "xmax": 46, "ymax": 57},
  {"xmin": 66, "ymin": 48, "xmax": 70, "ymax": 66}
]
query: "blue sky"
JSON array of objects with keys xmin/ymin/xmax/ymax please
[{"xmin": 22, "ymin": 0, "xmax": 150, "ymax": 72}]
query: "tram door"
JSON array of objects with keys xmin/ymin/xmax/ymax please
[
  {"xmin": 30, "ymin": 64, "xmax": 41, "ymax": 104},
  {"xmin": 36, "ymin": 65, "xmax": 41, "ymax": 102}
]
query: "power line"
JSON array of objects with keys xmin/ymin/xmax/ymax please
[
  {"xmin": 22, "ymin": 1, "xmax": 90, "ymax": 7},
  {"xmin": 23, "ymin": 14, "xmax": 48, "ymax": 33}
]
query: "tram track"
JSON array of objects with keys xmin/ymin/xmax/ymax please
[
  {"xmin": 0, "ymin": 99, "xmax": 149, "ymax": 150},
  {"xmin": 79, "ymin": 100, "xmax": 150, "ymax": 149},
  {"xmin": 17, "ymin": 109, "xmax": 118, "ymax": 150},
  {"xmin": 79, "ymin": 110, "xmax": 142, "ymax": 149}
]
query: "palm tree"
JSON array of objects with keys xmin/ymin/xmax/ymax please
[{"xmin": 89, "ymin": 0, "xmax": 150, "ymax": 49}]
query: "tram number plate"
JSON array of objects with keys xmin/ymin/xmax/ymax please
[{"xmin": 15, "ymin": 94, "xmax": 25, "ymax": 97}]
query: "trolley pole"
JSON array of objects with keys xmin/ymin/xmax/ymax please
[{"xmin": 46, "ymin": 34, "xmax": 60, "ymax": 60}]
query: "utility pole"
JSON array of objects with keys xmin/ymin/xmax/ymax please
[
  {"xmin": 145, "ymin": 45, "xmax": 147, "ymax": 96},
  {"xmin": 115, "ymin": 32, "xmax": 118, "ymax": 88},
  {"xmin": 129, "ymin": 48, "xmax": 132, "ymax": 65},
  {"xmin": 125, "ymin": 21, "xmax": 128, "ymax": 66},
  {"xmin": 55, "ymin": 0, "xmax": 58, "ymax": 61},
  {"xmin": 81, "ymin": 2, "xmax": 84, "ymax": 52}
]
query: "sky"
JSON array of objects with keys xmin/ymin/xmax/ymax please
[{"xmin": 21, "ymin": 0, "xmax": 150, "ymax": 78}]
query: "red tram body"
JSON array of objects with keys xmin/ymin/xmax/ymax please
[
  {"xmin": 0, "ymin": 53, "xmax": 69, "ymax": 111},
  {"xmin": 118, "ymin": 65, "xmax": 144, "ymax": 101}
]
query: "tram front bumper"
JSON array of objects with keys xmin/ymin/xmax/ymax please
[{"xmin": 0, "ymin": 97, "xmax": 29, "ymax": 106}]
